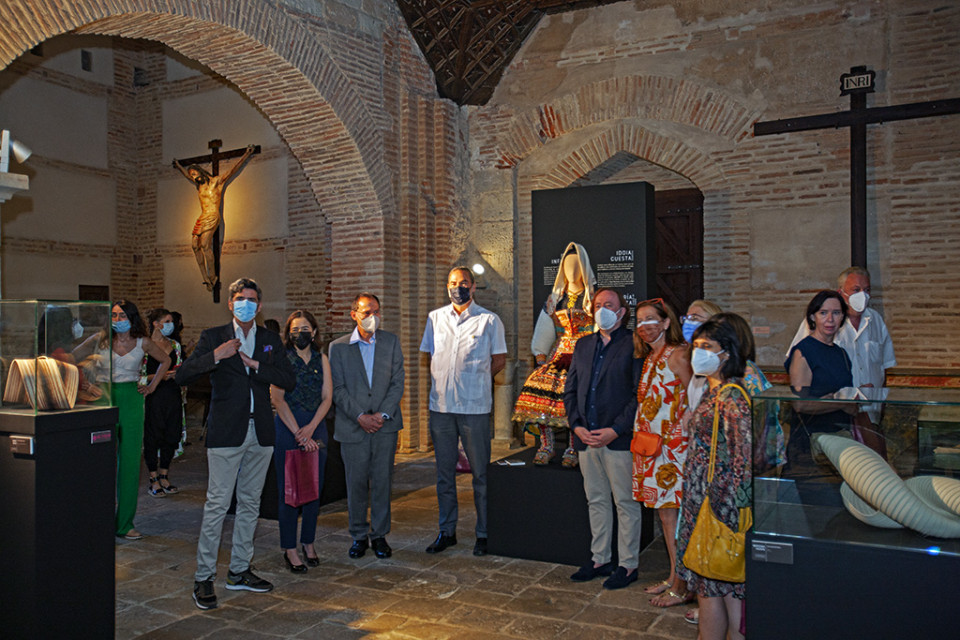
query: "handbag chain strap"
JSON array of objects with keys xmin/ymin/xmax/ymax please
[{"xmin": 706, "ymin": 382, "xmax": 751, "ymax": 485}]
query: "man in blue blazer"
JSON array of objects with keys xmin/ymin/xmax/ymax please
[
  {"xmin": 329, "ymin": 293, "xmax": 405, "ymax": 559},
  {"xmin": 176, "ymin": 278, "xmax": 296, "ymax": 611},
  {"xmin": 564, "ymin": 287, "xmax": 643, "ymax": 590}
]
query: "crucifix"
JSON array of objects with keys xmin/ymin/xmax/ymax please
[
  {"xmin": 754, "ymin": 66, "xmax": 960, "ymax": 267},
  {"xmin": 173, "ymin": 139, "xmax": 260, "ymax": 303}
]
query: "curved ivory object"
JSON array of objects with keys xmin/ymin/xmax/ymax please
[
  {"xmin": 904, "ymin": 475, "xmax": 960, "ymax": 517},
  {"xmin": 839, "ymin": 482, "xmax": 902, "ymax": 529},
  {"xmin": 815, "ymin": 434, "xmax": 960, "ymax": 538}
]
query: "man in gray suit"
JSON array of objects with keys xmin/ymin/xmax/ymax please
[{"xmin": 329, "ymin": 292, "xmax": 405, "ymax": 559}]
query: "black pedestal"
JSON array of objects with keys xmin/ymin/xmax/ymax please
[
  {"xmin": 0, "ymin": 407, "xmax": 118, "ymax": 638},
  {"xmin": 487, "ymin": 447, "xmax": 655, "ymax": 566},
  {"xmin": 748, "ymin": 530, "xmax": 960, "ymax": 639}
]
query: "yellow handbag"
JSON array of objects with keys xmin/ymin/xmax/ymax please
[{"xmin": 682, "ymin": 383, "xmax": 752, "ymax": 583}]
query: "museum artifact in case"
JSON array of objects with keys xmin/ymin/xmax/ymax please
[
  {"xmin": 747, "ymin": 386, "xmax": 960, "ymax": 639},
  {"xmin": 0, "ymin": 300, "xmax": 112, "ymax": 413},
  {"xmin": 0, "ymin": 300, "xmax": 117, "ymax": 636}
]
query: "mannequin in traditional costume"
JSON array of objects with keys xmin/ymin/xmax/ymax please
[{"xmin": 512, "ymin": 242, "xmax": 596, "ymax": 467}]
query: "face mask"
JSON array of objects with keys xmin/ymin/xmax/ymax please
[
  {"xmin": 594, "ymin": 307, "xmax": 619, "ymax": 331},
  {"xmin": 232, "ymin": 299, "xmax": 258, "ymax": 323},
  {"xmin": 72, "ymin": 320, "xmax": 84, "ymax": 340},
  {"xmin": 691, "ymin": 348, "xmax": 725, "ymax": 376},
  {"xmin": 360, "ymin": 314, "xmax": 380, "ymax": 334},
  {"xmin": 682, "ymin": 319, "xmax": 701, "ymax": 343},
  {"xmin": 448, "ymin": 286, "xmax": 472, "ymax": 305},
  {"xmin": 160, "ymin": 322, "xmax": 174, "ymax": 337},
  {"xmin": 112, "ymin": 319, "xmax": 131, "ymax": 334},
  {"xmin": 292, "ymin": 331, "xmax": 313, "ymax": 350},
  {"xmin": 847, "ymin": 291, "xmax": 869, "ymax": 313}
]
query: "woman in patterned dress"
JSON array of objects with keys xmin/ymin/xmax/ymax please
[
  {"xmin": 512, "ymin": 242, "xmax": 596, "ymax": 467},
  {"xmin": 677, "ymin": 317, "xmax": 752, "ymax": 640},
  {"xmin": 632, "ymin": 298, "xmax": 692, "ymax": 606}
]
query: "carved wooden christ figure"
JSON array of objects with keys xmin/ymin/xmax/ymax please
[{"xmin": 172, "ymin": 142, "xmax": 257, "ymax": 293}]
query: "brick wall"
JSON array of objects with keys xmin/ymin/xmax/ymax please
[
  {"xmin": 0, "ymin": 0, "xmax": 452, "ymax": 451},
  {"xmin": 468, "ymin": 0, "xmax": 960, "ymax": 372}
]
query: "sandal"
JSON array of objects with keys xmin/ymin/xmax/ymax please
[
  {"xmin": 147, "ymin": 476, "xmax": 165, "ymax": 498},
  {"xmin": 532, "ymin": 448, "xmax": 553, "ymax": 465},
  {"xmin": 158, "ymin": 473, "xmax": 179, "ymax": 494},
  {"xmin": 684, "ymin": 608, "xmax": 699, "ymax": 625},
  {"xmin": 651, "ymin": 590, "xmax": 696, "ymax": 608},
  {"xmin": 561, "ymin": 447, "xmax": 579, "ymax": 469},
  {"xmin": 643, "ymin": 579, "xmax": 671, "ymax": 595}
]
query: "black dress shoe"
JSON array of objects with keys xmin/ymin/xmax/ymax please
[
  {"xmin": 570, "ymin": 561, "xmax": 613, "ymax": 582},
  {"xmin": 473, "ymin": 538, "xmax": 488, "ymax": 556},
  {"xmin": 425, "ymin": 532, "xmax": 457, "ymax": 553},
  {"xmin": 349, "ymin": 538, "xmax": 369, "ymax": 559},
  {"xmin": 302, "ymin": 544, "xmax": 320, "ymax": 567},
  {"xmin": 371, "ymin": 537, "xmax": 392, "ymax": 559},
  {"xmin": 283, "ymin": 553, "xmax": 307, "ymax": 573}
]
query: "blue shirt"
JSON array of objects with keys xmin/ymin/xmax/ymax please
[{"xmin": 349, "ymin": 327, "xmax": 376, "ymax": 387}]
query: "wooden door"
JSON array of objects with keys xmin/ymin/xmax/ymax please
[{"xmin": 655, "ymin": 188, "xmax": 703, "ymax": 314}]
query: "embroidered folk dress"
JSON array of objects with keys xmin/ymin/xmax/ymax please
[
  {"xmin": 512, "ymin": 292, "xmax": 594, "ymax": 431},
  {"xmin": 633, "ymin": 345, "xmax": 688, "ymax": 508},
  {"xmin": 676, "ymin": 382, "xmax": 752, "ymax": 599}
]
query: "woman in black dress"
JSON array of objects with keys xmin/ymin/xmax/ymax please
[{"xmin": 142, "ymin": 308, "xmax": 183, "ymax": 497}]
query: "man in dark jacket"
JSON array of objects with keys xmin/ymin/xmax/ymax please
[
  {"xmin": 564, "ymin": 287, "xmax": 643, "ymax": 590},
  {"xmin": 176, "ymin": 277, "xmax": 296, "ymax": 610}
]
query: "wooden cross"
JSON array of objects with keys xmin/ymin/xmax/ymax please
[
  {"xmin": 754, "ymin": 66, "xmax": 960, "ymax": 267},
  {"xmin": 173, "ymin": 139, "xmax": 260, "ymax": 303}
]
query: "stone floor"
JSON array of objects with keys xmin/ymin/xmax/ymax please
[{"xmin": 117, "ymin": 428, "xmax": 698, "ymax": 639}]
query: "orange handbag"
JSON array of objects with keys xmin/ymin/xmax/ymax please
[{"xmin": 630, "ymin": 430, "xmax": 662, "ymax": 456}]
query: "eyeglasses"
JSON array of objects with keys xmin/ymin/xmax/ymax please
[
  {"xmin": 680, "ymin": 314, "xmax": 706, "ymax": 324},
  {"xmin": 637, "ymin": 297, "xmax": 664, "ymax": 308}
]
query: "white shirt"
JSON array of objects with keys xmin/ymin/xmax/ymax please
[
  {"xmin": 349, "ymin": 326, "xmax": 376, "ymax": 387},
  {"xmin": 419, "ymin": 301, "xmax": 507, "ymax": 414},
  {"xmin": 233, "ymin": 319, "xmax": 256, "ymax": 411},
  {"xmin": 787, "ymin": 307, "xmax": 896, "ymax": 390}
]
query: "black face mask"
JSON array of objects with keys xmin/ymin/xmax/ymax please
[
  {"xmin": 448, "ymin": 286, "xmax": 472, "ymax": 305},
  {"xmin": 292, "ymin": 332, "xmax": 313, "ymax": 350}
]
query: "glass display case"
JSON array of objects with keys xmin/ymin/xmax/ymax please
[
  {"xmin": 747, "ymin": 385, "xmax": 960, "ymax": 639},
  {"xmin": 0, "ymin": 300, "xmax": 112, "ymax": 414}
]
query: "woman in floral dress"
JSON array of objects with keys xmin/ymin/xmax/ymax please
[
  {"xmin": 512, "ymin": 242, "xmax": 595, "ymax": 467},
  {"xmin": 677, "ymin": 316, "xmax": 752, "ymax": 640},
  {"xmin": 632, "ymin": 298, "xmax": 692, "ymax": 606}
]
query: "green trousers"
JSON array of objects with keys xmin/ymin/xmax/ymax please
[{"xmin": 113, "ymin": 382, "xmax": 144, "ymax": 536}]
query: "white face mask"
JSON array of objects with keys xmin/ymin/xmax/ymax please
[
  {"xmin": 691, "ymin": 347, "xmax": 725, "ymax": 376},
  {"xmin": 847, "ymin": 290, "xmax": 869, "ymax": 313},
  {"xmin": 594, "ymin": 306, "xmax": 620, "ymax": 331},
  {"xmin": 360, "ymin": 314, "xmax": 380, "ymax": 334}
]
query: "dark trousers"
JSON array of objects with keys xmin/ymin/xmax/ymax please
[
  {"xmin": 273, "ymin": 410, "xmax": 328, "ymax": 549},
  {"xmin": 143, "ymin": 381, "xmax": 182, "ymax": 472},
  {"xmin": 429, "ymin": 411, "xmax": 491, "ymax": 538}
]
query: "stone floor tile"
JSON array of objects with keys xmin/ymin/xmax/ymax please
[
  {"xmin": 572, "ymin": 602, "xmax": 660, "ymax": 630},
  {"xmin": 383, "ymin": 594, "xmax": 461, "ymax": 621},
  {"xmin": 135, "ymin": 614, "xmax": 225, "ymax": 639},
  {"xmin": 500, "ymin": 585, "xmax": 586, "ymax": 620},
  {"xmin": 504, "ymin": 612, "xmax": 577, "ymax": 638}
]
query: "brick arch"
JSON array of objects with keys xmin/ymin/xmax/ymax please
[
  {"xmin": 538, "ymin": 124, "xmax": 723, "ymax": 191},
  {"xmin": 513, "ymin": 123, "xmax": 724, "ymax": 354},
  {"xmin": 485, "ymin": 74, "xmax": 764, "ymax": 169},
  {"xmin": 0, "ymin": 0, "xmax": 391, "ymax": 224}
]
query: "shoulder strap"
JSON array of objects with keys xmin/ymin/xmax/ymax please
[{"xmin": 706, "ymin": 382, "xmax": 751, "ymax": 484}]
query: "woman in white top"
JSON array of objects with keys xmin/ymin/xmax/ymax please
[{"xmin": 111, "ymin": 300, "xmax": 170, "ymax": 540}]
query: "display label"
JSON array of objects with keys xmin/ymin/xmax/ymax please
[
  {"xmin": 91, "ymin": 430, "xmax": 113, "ymax": 444},
  {"xmin": 751, "ymin": 540, "xmax": 794, "ymax": 565}
]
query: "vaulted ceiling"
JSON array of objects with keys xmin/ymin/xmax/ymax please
[{"xmin": 395, "ymin": 0, "xmax": 626, "ymax": 105}]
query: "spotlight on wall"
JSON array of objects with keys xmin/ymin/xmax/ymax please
[
  {"xmin": 0, "ymin": 130, "xmax": 32, "ymax": 173},
  {"xmin": 471, "ymin": 263, "xmax": 485, "ymax": 276}
]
